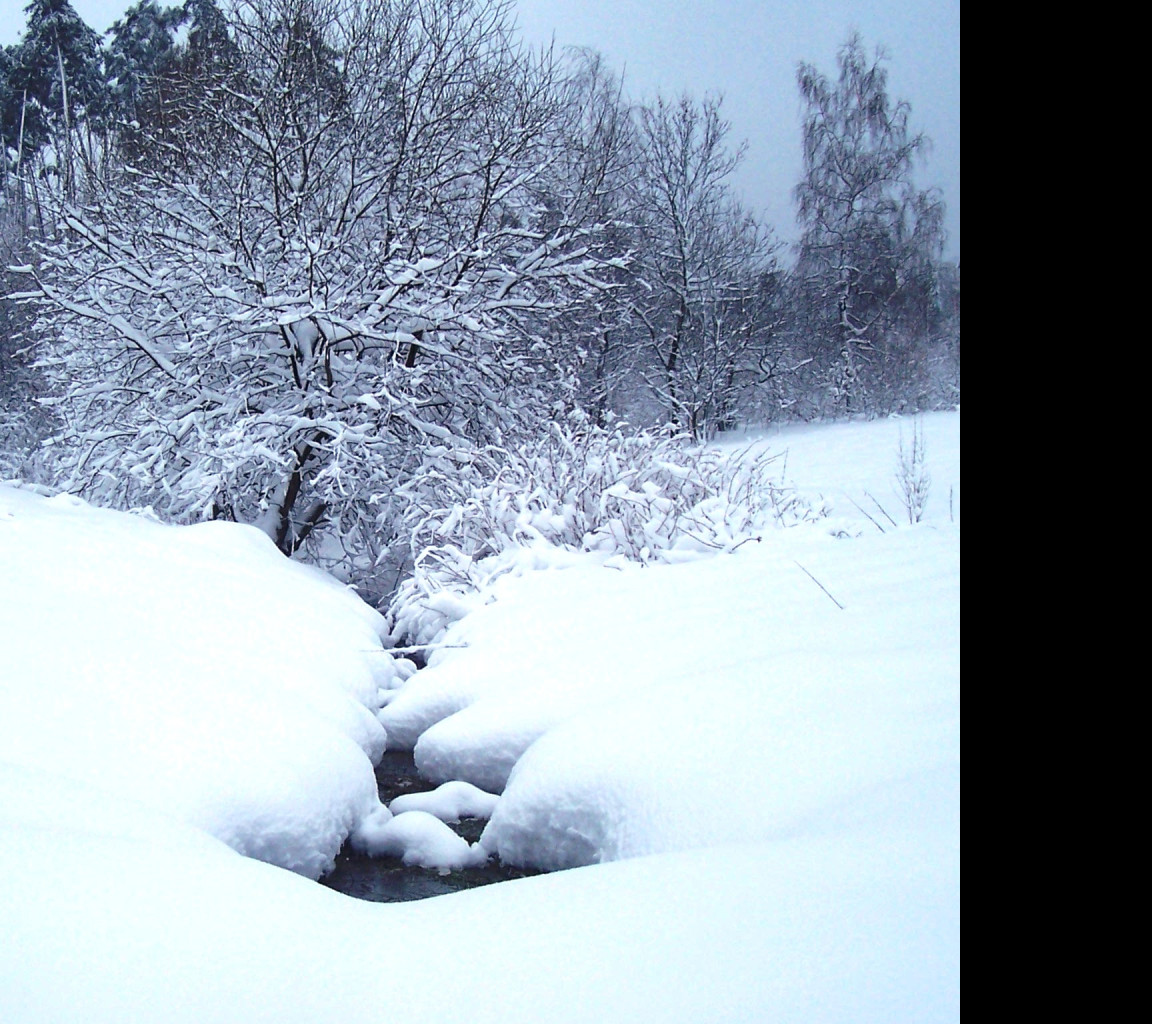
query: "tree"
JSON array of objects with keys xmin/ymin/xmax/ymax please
[
  {"xmin": 1, "ymin": 0, "xmax": 107, "ymax": 165},
  {"xmin": 0, "ymin": 46, "xmax": 16, "ymax": 168},
  {"xmin": 627, "ymin": 93, "xmax": 777, "ymax": 439},
  {"xmin": 18, "ymin": 0, "xmax": 624, "ymax": 599},
  {"xmin": 105, "ymin": 0, "xmax": 182, "ymax": 123},
  {"xmin": 0, "ymin": 199, "xmax": 54, "ymax": 480},
  {"xmin": 520, "ymin": 47, "xmax": 637, "ymax": 426},
  {"xmin": 793, "ymin": 33, "xmax": 944, "ymax": 414},
  {"xmin": 117, "ymin": 0, "xmax": 242, "ymax": 170}
]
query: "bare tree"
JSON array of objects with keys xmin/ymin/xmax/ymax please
[
  {"xmin": 525, "ymin": 48, "xmax": 637, "ymax": 425},
  {"xmin": 15, "ymin": 0, "xmax": 623, "ymax": 598},
  {"xmin": 625, "ymin": 93, "xmax": 778, "ymax": 439},
  {"xmin": 794, "ymin": 33, "xmax": 944, "ymax": 414}
]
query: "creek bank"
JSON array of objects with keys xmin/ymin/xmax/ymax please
[{"xmin": 320, "ymin": 750, "xmax": 539, "ymax": 902}]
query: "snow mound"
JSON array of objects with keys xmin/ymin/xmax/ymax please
[
  {"xmin": 350, "ymin": 808, "xmax": 488, "ymax": 871},
  {"xmin": 389, "ymin": 780, "xmax": 500, "ymax": 821},
  {"xmin": 472, "ymin": 526, "xmax": 960, "ymax": 869},
  {"xmin": 381, "ymin": 413, "xmax": 961, "ymax": 870},
  {"xmin": 378, "ymin": 558, "xmax": 677, "ymax": 755},
  {"xmin": 1, "ymin": 799, "xmax": 958, "ymax": 1024},
  {"xmin": 0, "ymin": 484, "xmax": 399, "ymax": 878},
  {"xmin": 0, "ymin": 415, "xmax": 958, "ymax": 1022}
]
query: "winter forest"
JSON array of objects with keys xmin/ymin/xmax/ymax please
[
  {"xmin": 2, "ymin": 3, "xmax": 959, "ymax": 1019},
  {"xmin": 1, "ymin": 0, "xmax": 959, "ymax": 605}
]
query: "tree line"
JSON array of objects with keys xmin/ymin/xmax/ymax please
[{"xmin": 1, "ymin": 0, "xmax": 959, "ymax": 599}]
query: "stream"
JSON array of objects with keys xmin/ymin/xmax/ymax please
[{"xmin": 319, "ymin": 750, "xmax": 539, "ymax": 902}]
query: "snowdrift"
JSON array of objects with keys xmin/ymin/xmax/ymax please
[
  {"xmin": 0, "ymin": 485, "xmax": 398, "ymax": 878},
  {"xmin": 379, "ymin": 412, "xmax": 960, "ymax": 874},
  {"xmin": 0, "ymin": 412, "xmax": 959, "ymax": 1023}
]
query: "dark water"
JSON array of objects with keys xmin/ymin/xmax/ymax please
[{"xmin": 319, "ymin": 750, "xmax": 538, "ymax": 902}]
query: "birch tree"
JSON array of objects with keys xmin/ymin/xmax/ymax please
[{"xmin": 793, "ymin": 33, "xmax": 944, "ymax": 413}]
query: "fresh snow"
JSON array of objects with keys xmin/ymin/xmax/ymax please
[
  {"xmin": 0, "ymin": 485, "xmax": 397, "ymax": 878},
  {"xmin": 0, "ymin": 411, "xmax": 959, "ymax": 1022},
  {"xmin": 350, "ymin": 807, "xmax": 488, "ymax": 870},
  {"xmin": 475, "ymin": 523, "xmax": 959, "ymax": 869},
  {"xmin": 389, "ymin": 779, "xmax": 501, "ymax": 821},
  {"xmin": 1, "ymin": 788, "xmax": 957, "ymax": 1024},
  {"xmin": 379, "ymin": 411, "xmax": 960, "ymax": 870}
]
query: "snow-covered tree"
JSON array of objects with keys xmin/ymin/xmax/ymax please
[
  {"xmin": 516, "ymin": 48, "xmax": 638, "ymax": 426},
  {"xmin": 1, "ymin": 0, "xmax": 107, "ymax": 162},
  {"xmin": 18, "ymin": 0, "xmax": 623, "ymax": 599},
  {"xmin": 0, "ymin": 201, "xmax": 54, "ymax": 480},
  {"xmin": 627, "ymin": 93, "xmax": 778, "ymax": 439},
  {"xmin": 793, "ymin": 33, "xmax": 945, "ymax": 414},
  {"xmin": 105, "ymin": 0, "xmax": 182, "ymax": 123},
  {"xmin": 115, "ymin": 0, "xmax": 242, "ymax": 170}
]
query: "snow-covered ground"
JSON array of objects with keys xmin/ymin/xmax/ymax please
[
  {"xmin": 383, "ymin": 412, "xmax": 959, "ymax": 872},
  {"xmin": 1, "ymin": 411, "xmax": 959, "ymax": 1023},
  {"xmin": 0, "ymin": 486, "xmax": 400, "ymax": 879}
]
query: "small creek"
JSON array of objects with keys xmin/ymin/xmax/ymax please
[{"xmin": 319, "ymin": 750, "xmax": 539, "ymax": 902}]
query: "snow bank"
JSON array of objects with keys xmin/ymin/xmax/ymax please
[
  {"xmin": 475, "ymin": 525, "xmax": 960, "ymax": 868},
  {"xmin": 726, "ymin": 408, "xmax": 961, "ymax": 533},
  {"xmin": 350, "ymin": 807, "xmax": 488, "ymax": 870},
  {"xmin": 379, "ymin": 412, "xmax": 960, "ymax": 872},
  {"xmin": 0, "ymin": 413, "xmax": 959, "ymax": 1022},
  {"xmin": 389, "ymin": 779, "xmax": 500, "ymax": 820},
  {"xmin": 1, "ymin": 765, "xmax": 958, "ymax": 1024},
  {"xmin": 0, "ymin": 484, "xmax": 398, "ymax": 878}
]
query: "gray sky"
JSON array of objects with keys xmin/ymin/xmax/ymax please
[{"xmin": 2, "ymin": 0, "xmax": 959, "ymax": 259}]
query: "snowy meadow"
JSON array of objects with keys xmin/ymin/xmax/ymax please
[{"xmin": 1, "ymin": 411, "xmax": 959, "ymax": 1023}]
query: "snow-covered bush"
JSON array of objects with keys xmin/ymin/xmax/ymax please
[
  {"xmin": 386, "ymin": 417, "xmax": 824, "ymax": 646},
  {"xmin": 896, "ymin": 417, "xmax": 931, "ymax": 524},
  {"xmin": 12, "ymin": 0, "xmax": 624, "ymax": 601}
]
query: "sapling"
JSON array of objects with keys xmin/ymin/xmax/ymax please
[{"xmin": 895, "ymin": 417, "xmax": 931, "ymax": 524}]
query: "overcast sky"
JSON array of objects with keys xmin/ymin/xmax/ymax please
[{"xmin": 2, "ymin": 0, "xmax": 959, "ymax": 259}]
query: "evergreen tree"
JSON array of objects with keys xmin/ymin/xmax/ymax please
[
  {"xmin": 2, "ymin": 0, "xmax": 107, "ymax": 155},
  {"xmin": 179, "ymin": 0, "xmax": 239, "ymax": 81},
  {"xmin": 122, "ymin": 0, "xmax": 241, "ymax": 171},
  {"xmin": 0, "ymin": 45, "xmax": 17, "ymax": 165},
  {"xmin": 106, "ymin": 0, "xmax": 181, "ymax": 122}
]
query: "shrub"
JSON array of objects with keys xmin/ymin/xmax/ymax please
[
  {"xmin": 895, "ymin": 417, "xmax": 931, "ymax": 524},
  {"xmin": 386, "ymin": 416, "xmax": 824, "ymax": 647}
]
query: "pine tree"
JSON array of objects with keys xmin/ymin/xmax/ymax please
[
  {"xmin": 121, "ymin": 0, "xmax": 242, "ymax": 170},
  {"xmin": 179, "ymin": 0, "xmax": 239, "ymax": 80},
  {"xmin": 106, "ymin": 0, "xmax": 182, "ymax": 122},
  {"xmin": 2, "ymin": 0, "xmax": 107, "ymax": 156}
]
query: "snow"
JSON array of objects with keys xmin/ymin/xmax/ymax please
[
  {"xmin": 0, "ymin": 411, "xmax": 959, "ymax": 1022},
  {"xmin": 379, "ymin": 412, "xmax": 959, "ymax": 870},
  {"xmin": 476, "ymin": 523, "xmax": 959, "ymax": 869},
  {"xmin": 1, "ymin": 803, "xmax": 957, "ymax": 1024},
  {"xmin": 389, "ymin": 779, "xmax": 501, "ymax": 821},
  {"xmin": 0, "ymin": 484, "xmax": 397, "ymax": 879},
  {"xmin": 351, "ymin": 807, "xmax": 488, "ymax": 870}
]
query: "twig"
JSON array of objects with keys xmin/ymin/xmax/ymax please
[
  {"xmin": 846, "ymin": 494, "xmax": 885, "ymax": 533},
  {"xmin": 863, "ymin": 490, "xmax": 899, "ymax": 528},
  {"xmin": 728, "ymin": 535, "xmax": 762, "ymax": 551},
  {"xmin": 794, "ymin": 560, "xmax": 844, "ymax": 610}
]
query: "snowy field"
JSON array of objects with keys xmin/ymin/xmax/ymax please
[{"xmin": 1, "ymin": 411, "xmax": 959, "ymax": 1023}]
